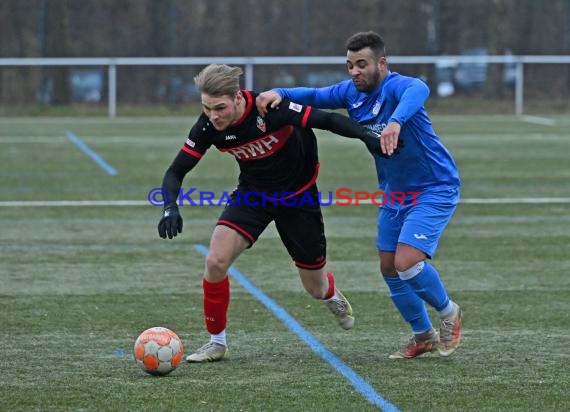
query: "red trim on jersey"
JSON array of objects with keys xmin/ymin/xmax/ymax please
[
  {"xmin": 216, "ymin": 220, "xmax": 255, "ymax": 244},
  {"xmin": 284, "ymin": 162, "xmax": 320, "ymax": 199},
  {"xmin": 301, "ymin": 106, "xmax": 312, "ymax": 128},
  {"xmin": 232, "ymin": 90, "xmax": 254, "ymax": 126},
  {"xmin": 218, "ymin": 125, "xmax": 294, "ymax": 161},
  {"xmin": 259, "ymin": 162, "xmax": 320, "ymax": 202},
  {"xmin": 295, "ymin": 259, "xmax": 327, "ymax": 270},
  {"xmin": 181, "ymin": 145, "xmax": 203, "ymax": 159}
]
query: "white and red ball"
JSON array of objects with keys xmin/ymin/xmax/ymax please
[{"xmin": 133, "ymin": 327, "xmax": 184, "ymax": 376}]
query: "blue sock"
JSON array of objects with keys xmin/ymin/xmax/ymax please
[
  {"xmin": 383, "ymin": 276, "xmax": 432, "ymax": 334},
  {"xmin": 399, "ymin": 261, "xmax": 450, "ymax": 312}
]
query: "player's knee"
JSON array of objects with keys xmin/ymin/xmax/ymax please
[
  {"xmin": 205, "ymin": 251, "xmax": 231, "ymax": 278},
  {"xmin": 396, "ymin": 260, "xmax": 425, "ymax": 280},
  {"xmin": 394, "ymin": 255, "xmax": 423, "ymax": 277},
  {"xmin": 394, "ymin": 244, "xmax": 428, "ymax": 273}
]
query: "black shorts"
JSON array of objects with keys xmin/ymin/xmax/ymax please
[{"xmin": 216, "ymin": 185, "xmax": 326, "ymax": 269}]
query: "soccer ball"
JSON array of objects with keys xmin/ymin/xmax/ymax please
[{"xmin": 133, "ymin": 327, "xmax": 184, "ymax": 376}]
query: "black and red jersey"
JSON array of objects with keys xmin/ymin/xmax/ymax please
[
  {"xmin": 162, "ymin": 89, "xmax": 378, "ymax": 203},
  {"xmin": 181, "ymin": 90, "xmax": 320, "ymax": 196}
]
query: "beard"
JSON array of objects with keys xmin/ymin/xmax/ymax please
[{"xmin": 357, "ymin": 68, "xmax": 381, "ymax": 92}]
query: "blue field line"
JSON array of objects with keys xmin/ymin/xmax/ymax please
[
  {"xmin": 64, "ymin": 130, "xmax": 118, "ymax": 176},
  {"xmin": 194, "ymin": 244, "xmax": 399, "ymax": 412}
]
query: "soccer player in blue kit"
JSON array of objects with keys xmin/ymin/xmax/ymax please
[{"xmin": 257, "ymin": 31, "xmax": 463, "ymax": 359}]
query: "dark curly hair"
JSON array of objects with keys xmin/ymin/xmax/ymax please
[{"xmin": 345, "ymin": 31, "xmax": 386, "ymax": 57}]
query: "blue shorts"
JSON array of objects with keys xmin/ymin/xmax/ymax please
[{"xmin": 376, "ymin": 188, "xmax": 459, "ymax": 258}]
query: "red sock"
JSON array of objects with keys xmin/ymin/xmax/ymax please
[
  {"xmin": 324, "ymin": 272, "xmax": 335, "ymax": 299},
  {"xmin": 203, "ymin": 276, "xmax": 230, "ymax": 334}
]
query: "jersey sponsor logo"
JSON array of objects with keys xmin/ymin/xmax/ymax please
[
  {"xmin": 256, "ymin": 116, "xmax": 266, "ymax": 132},
  {"xmin": 365, "ymin": 122, "xmax": 386, "ymax": 134},
  {"xmin": 185, "ymin": 138, "xmax": 196, "ymax": 148},
  {"xmin": 288, "ymin": 102, "xmax": 303, "ymax": 113},
  {"xmin": 227, "ymin": 135, "xmax": 279, "ymax": 159},
  {"xmin": 220, "ymin": 125, "xmax": 293, "ymax": 160},
  {"xmin": 225, "ymin": 134, "xmax": 237, "ymax": 140}
]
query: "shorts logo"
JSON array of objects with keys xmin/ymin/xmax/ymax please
[
  {"xmin": 288, "ymin": 102, "xmax": 303, "ymax": 113},
  {"xmin": 413, "ymin": 233, "xmax": 428, "ymax": 240},
  {"xmin": 256, "ymin": 116, "xmax": 266, "ymax": 132}
]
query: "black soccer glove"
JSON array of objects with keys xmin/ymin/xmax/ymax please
[{"xmin": 158, "ymin": 202, "xmax": 183, "ymax": 239}]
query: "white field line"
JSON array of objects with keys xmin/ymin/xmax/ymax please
[
  {"xmin": 460, "ymin": 197, "xmax": 570, "ymax": 204},
  {"xmin": 2, "ymin": 132, "xmax": 569, "ymax": 144},
  {"xmin": 520, "ymin": 115, "xmax": 556, "ymax": 126},
  {"xmin": 0, "ymin": 200, "xmax": 150, "ymax": 207},
  {"xmin": 0, "ymin": 136, "xmax": 68, "ymax": 143},
  {"xmin": 2, "ymin": 198, "xmax": 570, "ymax": 207},
  {"xmin": 0, "ymin": 116, "xmax": 195, "ymax": 124},
  {"xmin": 0, "ymin": 135, "xmax": 182, "ymax": 143}
]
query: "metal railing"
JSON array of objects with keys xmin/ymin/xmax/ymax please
[{"xmin": 2, "ymin": 55, "xmax": 570, "ymax": 117}]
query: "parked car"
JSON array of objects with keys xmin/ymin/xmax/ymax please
[
  {"xmin": 454, "ymin": 48, "xmax": 488, "ymax": 90},
  {"xmin": 434, "ymin": 49, "xmax": 517, "ymax": 96},
  {"xmin": 434, "ymin": 58, "xmax": 457, "ymax": 97},
  {"xmin": 70, "ymin": 69, "xmax": 103, "ymax": 103}
]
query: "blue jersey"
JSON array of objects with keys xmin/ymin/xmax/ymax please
[{"xmin": 276, "ymin": 72, "xmax": 460, "ymax": 205}]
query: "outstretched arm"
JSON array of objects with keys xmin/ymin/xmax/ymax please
[
  {"xmin": 266, "ymin": 99, "xmax": 381, "ymax": 154},
  {"xmin": 256, "ymin": 83, "xmax": 348, "ymax": 115},
  {"xmin": 305, "ymin": 108, "xmax": 380, "ymax": 153},
  {"xmin": 277, "ymin": 85, "xmax": 347, "ymax": 109},
  {"xmin": 158, "ymin": 151, "xmax": 199, "ymax": 239}
]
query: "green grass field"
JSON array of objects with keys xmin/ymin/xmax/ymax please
[{"xmin": 1, "ymin": 115, "xmax": 569, "ymax": 411}]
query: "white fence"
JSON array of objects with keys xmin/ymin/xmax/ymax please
[{"xmin": 1, "ymin": 55, "xmax": 570, "ymax": 117}]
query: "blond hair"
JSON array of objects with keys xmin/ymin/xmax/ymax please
[{"xmin": 194, "ymin": 64, "xmax": 243, "ymax": 97}]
